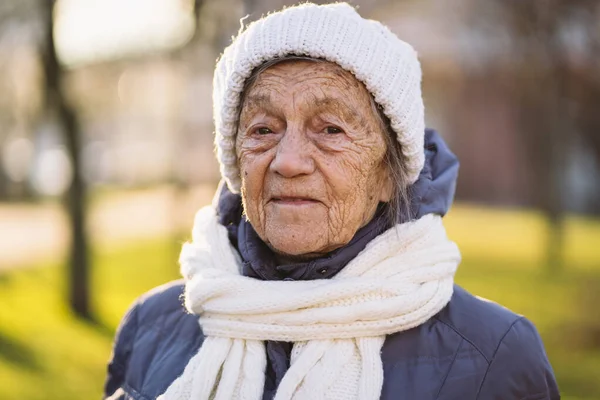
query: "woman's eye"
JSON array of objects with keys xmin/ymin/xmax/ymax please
[
  {"xmin": 324, "ymin": 126, "xmax": 343, "ymax": 134},
  {"xmin": 256, "ymin": 127, "xmax": 273, "ymax": 135}
]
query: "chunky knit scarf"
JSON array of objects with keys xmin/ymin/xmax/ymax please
[{"xmin": 159, "ymin": 207, "xmax": 460, "ymax": 400}]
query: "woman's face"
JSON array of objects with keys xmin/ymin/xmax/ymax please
[{"xmin": 236, "ymin": 60, "xmax": 393, "ymax": 257}]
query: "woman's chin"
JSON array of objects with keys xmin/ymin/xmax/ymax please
[{"xmin": 264, "ymin": 225, "xmax": 327, "ymax": 257}]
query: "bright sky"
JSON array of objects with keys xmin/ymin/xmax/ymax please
[{"xmin": 54, "ymin": 0, "xmax": 195, "ymax": 66}]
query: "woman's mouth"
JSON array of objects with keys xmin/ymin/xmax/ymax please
[{"xmin": 270, "ymin": 196, "xmax": 320, "ymax": 206}]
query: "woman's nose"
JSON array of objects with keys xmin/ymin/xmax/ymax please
[{"xmin": 269, "ymin": 130, "xmax": 315, "ymax": 178}]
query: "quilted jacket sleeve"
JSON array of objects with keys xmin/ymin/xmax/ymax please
[
  {"xmin": 476, "ymin": 317, "xmax": 560, "ymax": 400},
  {"xmin": 103, "ymin": 300, "xmax": 140, "ymax": 399}
]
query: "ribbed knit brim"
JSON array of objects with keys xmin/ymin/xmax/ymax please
[{"xmin": 213, "ymin": 2, "xmax": 425, "ymax": 193}]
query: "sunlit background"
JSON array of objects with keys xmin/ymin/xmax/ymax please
[{"xmin": 0, "ymin": 0, "xmax": 599, "ymax": 399}]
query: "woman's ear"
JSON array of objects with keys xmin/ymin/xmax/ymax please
[{"xmin": 378, "ymin": 168, "xmax": 394, "ymax": 203}]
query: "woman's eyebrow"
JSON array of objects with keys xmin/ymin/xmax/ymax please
[
  {"xmin": 243, "ymin": 93, "xmax": 367, "ymax": 127},
  {"xmin": 242, "ymin": 94, "xmax": 278, "ymax": 115},
  {"xmin": 313, "ymin": 97, "xmax": 363, "ymax": 126}
]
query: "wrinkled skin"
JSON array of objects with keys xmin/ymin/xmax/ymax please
[{"xmin": 236, "ymin": 60, "xmax": 392, "ymax": 259}]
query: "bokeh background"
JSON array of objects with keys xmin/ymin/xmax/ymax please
[{"xmin": 0, "ymin": 0, "xmax": 599, "ymax": 399}]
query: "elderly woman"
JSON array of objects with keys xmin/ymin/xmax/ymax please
[{"xmin": 104, "ymin": 3, "xmax": 559, "ymax": 400}]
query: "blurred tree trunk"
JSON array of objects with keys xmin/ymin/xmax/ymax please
[
  {"xmin": 501, "ymin": 0, "xmax": 569, "ymax": 271},
  {"xmin": 40, "ymin": 0, "xmax": 91, "ymax": 318},
  {"xmin": 531, "ymin": 3, "xmax": 568, "ymax": 272}
]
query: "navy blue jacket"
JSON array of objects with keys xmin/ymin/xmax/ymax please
[{"xmin": 104, "ymin": 130, "xmax": 559, "ymax": 400}]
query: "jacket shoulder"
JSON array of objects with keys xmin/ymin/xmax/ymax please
[
  {"xmin": 435, "ymin": 286, "xmax": 559, "ymax": 399},
  {"xmin": 104, "ymin": 280, "xmax": 201, "ymax": 399},
  {"xmin": 134, "ymin": 279, "xmax": 187, "ymax": 325},
  {"xmin": 435, "ymin": 285, "xmax": 526, "ymax": 362}
]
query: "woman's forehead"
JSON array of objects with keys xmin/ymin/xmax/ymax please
[
  {"xmin": 243, "ymin": 60, "xmax": 372, "ymax": 108},
  {"xmin": 254, "ymin": 60, "xmax": 353, "ymax": 79}
]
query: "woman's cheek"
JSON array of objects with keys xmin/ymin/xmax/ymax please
[
  {"xmin": 239, "ymin": 153, "xmax": 270, "ymax": 231},
  {"xmin": 325, "ymin": 150, "xmax": 382, "ymax": 228},
  {"xmin": 321, "ymin": 165, "xmax": 364, "ymax": 234}
]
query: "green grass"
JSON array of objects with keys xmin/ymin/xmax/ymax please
[
  {"xmin": 0, "ymin": 205, "xmax": 599, "ymax": 400},
  {"xmin": 0, "ymin": 238, "xmax": 180, "ymax": 400}
]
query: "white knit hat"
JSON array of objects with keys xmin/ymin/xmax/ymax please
[{"xmin": 213, "ymin": 2, "xmax": 425, "ymax": 193}]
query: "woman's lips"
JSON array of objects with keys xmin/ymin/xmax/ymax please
[{"xmin": 270, "ymin": 196, "xmax": 320, "ymax": 206}]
